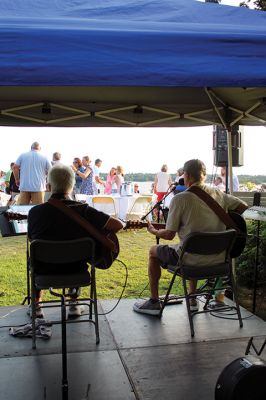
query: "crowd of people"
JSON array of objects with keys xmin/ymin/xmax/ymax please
[
  {"xmin": 0, "ymin": 140, "xmax": 255, "ymax": 209},
  {"xmin": 0, "ymin": 142, "xmax": 130, "ymax": 205}
]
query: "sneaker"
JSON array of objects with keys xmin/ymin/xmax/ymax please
[
  {"xmin": 189, "ymin": 298, "xmax": 199, "ymax": 312},
  {"xmin": 27, "ymin": 304, "xmax": 44, "ymax": 319},
  {"xmin": 133, "ymin": 299, "xmax": 161, "ymax": 316},
  {"xmin": 68, "ymin": 301, "xmax": 85, "ymax": 319}
]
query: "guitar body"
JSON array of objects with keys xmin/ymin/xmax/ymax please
[
  {"xmin": 95, "ymin": 231, "xmax": 120, "ymax": 269},
  {"xmin": 228, "ymin": 211, "xmax": 247, "ymax": 258}
]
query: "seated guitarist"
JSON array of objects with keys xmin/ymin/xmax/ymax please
[
  {"xmin": 133, "ymin": 159, "xmax": 248, "ymax": 316},
  {"xmin": 28, "ymin": 164, "xmax": 123, "ymax": 319}
]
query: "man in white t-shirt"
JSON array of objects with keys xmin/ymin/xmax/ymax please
[
  {"xmin": 92, "ymin": 158, "xmax": 105, "ymax": 194},
  {"xmin": 13, "ymin": 142, "xmax": 51, "ymax": 204},
  {"xmin": 133, "ymin": 159, "xmax": 247, "ymax": 316},
  {"xmin": 154, "ymin": 164, "xmax": 172, "ymax": 202}
]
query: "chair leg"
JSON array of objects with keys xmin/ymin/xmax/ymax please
[
  {"xmin": 60, "ymin": 294, "xmax": 69, "ymax": 400},
  {"xmin": 203, "ymin": 277, "xmax": 218, "ymax": 310},
  {"xmin": 183, "ymin": 277, "xmax": 195, "ymax": 337},
  {"xmin": 91, "ymin": 268, "xmax": 100, "ymax": 344},
  {"xmin": 31, "ymin": 282, "xmax": 37, "ymax": 350},
  {"xmin": 159, "ymin": 272, "xmax": 178, "ymax": 317},
  {"xmin": 89, "ymin": 280, "xmax": 93, "ymax": 320},
  {"xmin": 231, "ymin": 273, "xmax": 243, "ymax": 328}
]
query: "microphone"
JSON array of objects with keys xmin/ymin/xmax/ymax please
[
  {"xmin": 170, "ymin": 178, "xmax": 186, "ymax": 192},
  {"xmin": 171, "ymin": 182, "xmax": 179, "ymax": 188},
  {"xmin": 169, "ymin": 182, "xmax": 179, "ymax": 192}
]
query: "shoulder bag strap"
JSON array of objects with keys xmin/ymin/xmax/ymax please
[
  {"xmin": 187, "ymin": 185, "xmax": 238, "ymax": 230},
  {"xmin": 48, "ymin": 198, "xmax": 116, "ymax": 252}
]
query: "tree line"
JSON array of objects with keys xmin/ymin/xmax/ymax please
[{"xmin": 99, "ymin": 173, "xmax": 266, "ymax": 184}]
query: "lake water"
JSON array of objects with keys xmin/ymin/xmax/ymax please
[
  {"xmin": 98, "ymin": 181, "xmax": 154, "ymax": 195},
  {"xmin": 134, "ymin": 181, "xmax": 154, "ymax": 194}
]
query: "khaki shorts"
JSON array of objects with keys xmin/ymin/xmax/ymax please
[
  {"xmin": 17, "ymin": 191, "xmax": 45, "ymax": 205},
  {"xmin": 157, "ymin": 245, "xmax": 179, "ymax": 268}
]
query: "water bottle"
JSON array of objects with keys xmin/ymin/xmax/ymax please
[
  {"xmin": 112, "ymin": 182, "xmax": 117, "ymax": 195},
  {"xmin": 214, "ymin": 277, "xmax": 225, "ymax": 304}
]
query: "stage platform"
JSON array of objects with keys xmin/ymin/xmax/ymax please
[{"xmin": 0, "ymin": 299, "xmax": 265, "ymax": 400}]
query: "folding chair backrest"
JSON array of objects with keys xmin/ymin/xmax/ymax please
[
  {"xmin": 92, "ymin": 196, "xmax": 114, "ymax": 205},
  {"xmin": 30, "ymin": 237, "xmax": 95, "ymax": 272},
  {"xmin": 126, "ymin": 196, "xmax": 153, "ymax": 219},
  {"xmin": 92, "ymin": 196, "xmax": 117, "ymax": 216},
  {"xmin": 180, "ymin": 229, "xmax": 236, "ymax": 258}
]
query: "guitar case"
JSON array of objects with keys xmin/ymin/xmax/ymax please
[{"xmin": 215, "ymin": 356, "xmax": 266, "ymax": 400}]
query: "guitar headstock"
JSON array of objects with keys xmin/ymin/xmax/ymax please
[{"xmin": 3, "ymin": 212, "xmax": 28, "ymax": 221}]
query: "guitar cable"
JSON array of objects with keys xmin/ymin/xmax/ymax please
[{"xmin": 83, "ymin": 258, "xmax": 128, "ymax": 316}]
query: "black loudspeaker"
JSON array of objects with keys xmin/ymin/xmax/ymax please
[
  {"xmin": 215, "ymin": 356, "xmax": 266, "ymax": 400},
  {"xmin": 213, "ymin": 125, "xmax": 244, "ymax": 167}
]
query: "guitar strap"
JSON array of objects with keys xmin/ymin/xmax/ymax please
[
  {"xmin": 48, "ymin": 198, "xmax": 117, "ymax": 252},
  {"xmin": 187, "ymin": 185, "xmax": 238, "ymax": 230}
]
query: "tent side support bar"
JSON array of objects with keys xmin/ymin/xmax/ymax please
[
  {"xmin": 205, "ymin": 88, "xmax": 227, "ymax": 128},
  {"xmin": 1, "ymin": 112, "xmax": 45, "ymax": 124},
  {"xmin": 138, "ymin": 115, "xmax": 179, "ymax": 126},
  {"xmin": 96, "ymin": 114, "xmax": 136, "ymax": 126}
]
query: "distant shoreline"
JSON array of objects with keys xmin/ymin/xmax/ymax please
[{"xmin": 101, "ymin": 173, "xmax": 266, "ymax": 185}]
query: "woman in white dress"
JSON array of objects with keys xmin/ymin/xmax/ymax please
[{"xmin": 115, "ymin": 165, "xmax": 125, "ymax": 194}]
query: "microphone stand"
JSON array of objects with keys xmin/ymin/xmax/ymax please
[{"xmin": 141, "ymin": 184, "xmax": 176, "ymax": 245}]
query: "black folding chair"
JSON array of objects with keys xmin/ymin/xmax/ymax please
[
  {"xmin": 160, "ymin": 229, "xmax": 243, "ymax": 337},
  {"xmin": 29, "ymin": 237, "xmax": 99, "ymax": 400}
]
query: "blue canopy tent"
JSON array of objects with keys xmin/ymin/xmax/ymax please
[{"xmin": 0, "ymin": 0, "xmax": 266, "ymax": 128}]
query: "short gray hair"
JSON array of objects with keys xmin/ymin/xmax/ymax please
[
  {"xmin": 53, "ymin": 152, "xmax": 61, "ymax": 161},
  {"xmin": 48, "ymin": 164, "xmax": 75, "ymax": 193},
  {"xmin": 31, "ymin": 142, "xmax": 40, "ymax": 150},
  {"xmin": 183, "ymin": 159, "xmax": 206, "ymax": 182}
]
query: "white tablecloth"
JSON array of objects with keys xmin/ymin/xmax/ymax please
[{"xmin": 243, "ymin": 206, "xmax": 266, "ymax": 222}]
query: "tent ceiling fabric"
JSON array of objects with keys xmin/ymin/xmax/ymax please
[
  {"xmin": 0, "ymin": 0, "xmax": 266, "ymax": 127},
  {"xmin": 0, "ymin": 87, "xmax": 266, "ymax": 128}
]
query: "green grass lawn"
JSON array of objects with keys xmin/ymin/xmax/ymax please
[{"xmin": 0, "ymin": 230, "xmax": 182, "ymax": 306}]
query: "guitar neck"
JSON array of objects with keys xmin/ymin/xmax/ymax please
[
  {"xmin": 4, "ymin": 212, "xmax": 28, "ymax": 221},
  {"xmin": 125, "ymin": 220, "xmax": 165, "ymax": 230}
]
